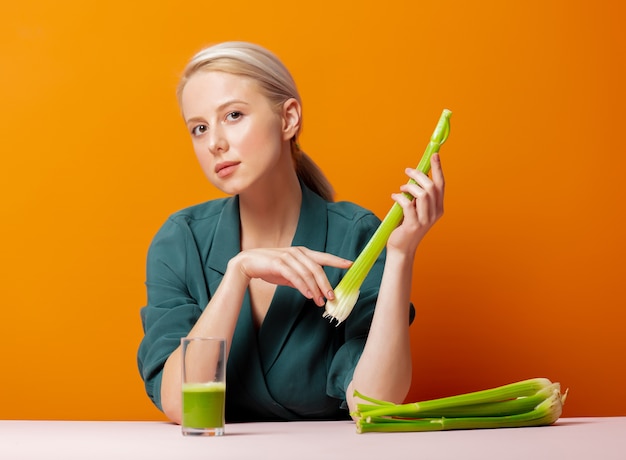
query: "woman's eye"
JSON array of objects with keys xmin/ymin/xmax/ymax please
[
  {"xmin": 191, "ymin": 125, "xmax": 208, "ymax": 136},
  {"xmin": 226, "ymin": 111, "xmax": 242, "ymax": 121}
]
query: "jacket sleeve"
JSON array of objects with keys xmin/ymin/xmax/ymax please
[{"xmin": 136, "ymin": 216, "xmax": 204, "ymax": 411}]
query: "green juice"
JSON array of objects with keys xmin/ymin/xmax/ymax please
[{"xmin": 182, "ymin": 382, "xmax": 226, "ymax": 429}]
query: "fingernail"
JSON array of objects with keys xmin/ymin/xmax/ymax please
[
  {"xmin": 306, "ymin": 290, "xmax": 313, "ymax": 299},
  {"xmin": 327, "ymin": 290, "xmax": 335, "ymax": 300}
]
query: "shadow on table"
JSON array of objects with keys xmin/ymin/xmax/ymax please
[{"xmin": 553, "ymin": 420, "xmax": 593, "ymax": 427}]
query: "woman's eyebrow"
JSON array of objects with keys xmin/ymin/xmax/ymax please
[
  {"xmin": 185, "ymin": 115, "xmax": 206, "ymax": 125},
  {"xmin": 216, "ymin": 99, "xmax": 249, "ymax": 112},
  {"xmin": 185, "ymin": 99, "xmax": 250, "ymax": 124}
]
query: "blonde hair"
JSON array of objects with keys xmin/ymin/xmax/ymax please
[{"xmin": 177, "ymin": 41, "xmax": 335, "ymax": 202}]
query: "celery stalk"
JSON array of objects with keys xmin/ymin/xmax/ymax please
[
  {"xmin": 323, "ymin": 109, "xmax": 452, "ymax": 324},
  {"xmin": 356, "ymin": 392, "xmax": 565, "ymax": 433},
  {"xmin": 356, "ymin": 387, "xmax": 556, "ymax": 418},
  {"xmin": 352, "ymin": 378, "xmax": 569, "ymax": 433},
  {"xmin": 354, "ymin": 378, "xmax": 554, "ymax": 418}
]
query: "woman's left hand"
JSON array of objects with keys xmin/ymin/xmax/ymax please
[{"xmin": 387, "ymin": 153, "xmax": 445, "ymax": 254}]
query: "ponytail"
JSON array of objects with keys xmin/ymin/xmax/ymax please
[{"xmin": 292, "ymin": 140, "xmax": 334, "ymax": 202}]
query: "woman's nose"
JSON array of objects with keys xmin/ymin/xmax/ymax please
[{"xmin": 208, "ymin": 126, "xmax": 228, "ymax": 154}]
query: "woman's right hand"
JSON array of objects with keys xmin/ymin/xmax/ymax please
[{"xmin": 229, "ymin": 247, "xmax": 353, "ymax": 306}]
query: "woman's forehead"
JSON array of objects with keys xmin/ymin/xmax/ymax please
[{"xmin": 183, "ymin": 71, "xmax": 262, "ymax": 103}]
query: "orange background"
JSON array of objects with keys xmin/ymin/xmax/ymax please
[{"xmin": 1, "ymin": 0, "xmax": 624, "ymax": 420}]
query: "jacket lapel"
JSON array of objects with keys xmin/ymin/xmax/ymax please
[
  {"xmin": 227, "ymin": 289, "xmax": 301, "ymax": 420},
  {"xmin": 203, "ymin": 186, "xmax": 330, "ymax": 414},
  {"xmin": 203, "ymin": 197, "xmax": 295, "ymax": 418},
  {"xmin": 206, "ymin": 196, "xmax": 240, "ymax": 294},
  {"xmin": 257, "ymin": 185, "xmax": 329, "ymax": 373}
]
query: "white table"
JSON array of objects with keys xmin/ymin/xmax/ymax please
[{"xmin": 1, "ymin": 418, "xmax": 624, "ymax": 460}]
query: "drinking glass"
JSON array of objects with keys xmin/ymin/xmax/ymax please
[{"xmin": 181, "ymin": 337, "xmax": 226, "ymax": 436}]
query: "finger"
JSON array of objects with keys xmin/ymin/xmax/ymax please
[
  {"xmin": 269, "ymin": 252, "xmax": 321, "ymax": 304},
  {"xmin": 397, "ymin": 183, "xmax": 436, "ymax": 227},
  {"xmin": 404, "ymin": 168, "xmax": 431, "ymax": 190},
  {"xmin": 414, "ymin": 189, "xmax": 436, "ymax": 225},
  {"xmin": 391, "ymin": 192, "xmax": 418, "ymax": 219},
  {"xmin": 402, "ymin": 166, "xmax": 441, "ymax": 216},
  {"xmin": 274, "ymin": 249, "xmax": 331, "ymax": 306},
  {"xmin": 430, "ymin": 153, "xmax": 445, "ymax": 190},
  {"xmin": 305, "ymin": 249, "xmax": 353, "ymax": 269},
  {"xmin": 400, "ymin": 181, "xmax": 429, "ymax": 200},
  {"xmin": 293, "ymin": 248, "xmax": 350, "ymax": 304}
]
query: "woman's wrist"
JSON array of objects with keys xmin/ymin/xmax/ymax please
[
  {"xmin": 226, "ymin": 253, "xmax": 253, "ymax": 286},
  {"xmin": 384, "ymin": 246, "xmax": 416, "ymax": 268}
]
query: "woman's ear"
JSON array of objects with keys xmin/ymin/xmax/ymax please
[{"xmin": 281, "ymin": 98, "xmax": 302, "ymax": 140}]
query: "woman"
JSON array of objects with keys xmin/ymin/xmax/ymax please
[{"xmin": 137, "ymin": 41, "xmax": 445, "ymax": 424}]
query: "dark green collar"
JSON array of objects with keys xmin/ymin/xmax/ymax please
[{"xmin": 206, "ymin": 183, "xmax": 329, "ymax": 277}]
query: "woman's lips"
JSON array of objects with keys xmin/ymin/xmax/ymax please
[{"xmin": 215, "ymin": 161, "xmax": 240, "ymax": 178}]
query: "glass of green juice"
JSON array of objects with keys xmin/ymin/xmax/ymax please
[{"xmin": 181, "ymin": 337, "xmax": 226, "ymax": 436}]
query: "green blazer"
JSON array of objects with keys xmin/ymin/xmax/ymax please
[{"xmin": 137, "ymin": 184, "xmax": 413, "ymax": 421}]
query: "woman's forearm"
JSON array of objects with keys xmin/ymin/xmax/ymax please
[
  {"xmin": 160, "ymin": 257, "xmax": 251, "ymax": 424},
  {"xmin": 347, "ymin": 249, "xmax": 414, "ymax": 415}
]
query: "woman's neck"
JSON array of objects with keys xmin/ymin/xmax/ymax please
[{"xmin": 238, "ymin": 171, "xmax": 302, "ymax": 249}]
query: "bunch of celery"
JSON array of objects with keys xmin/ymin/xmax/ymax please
[
  {"xmin": 323, "ymin": 109, "xmax": 452, "ymax": 324},
  {"xmin": 353, "ymin": 378, "xmax": 568, "ymax": 433}
]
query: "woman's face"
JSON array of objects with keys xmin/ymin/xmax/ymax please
[{"xmin": 180, "ymin": 71, "xmax": 296, "ymax": 196}]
